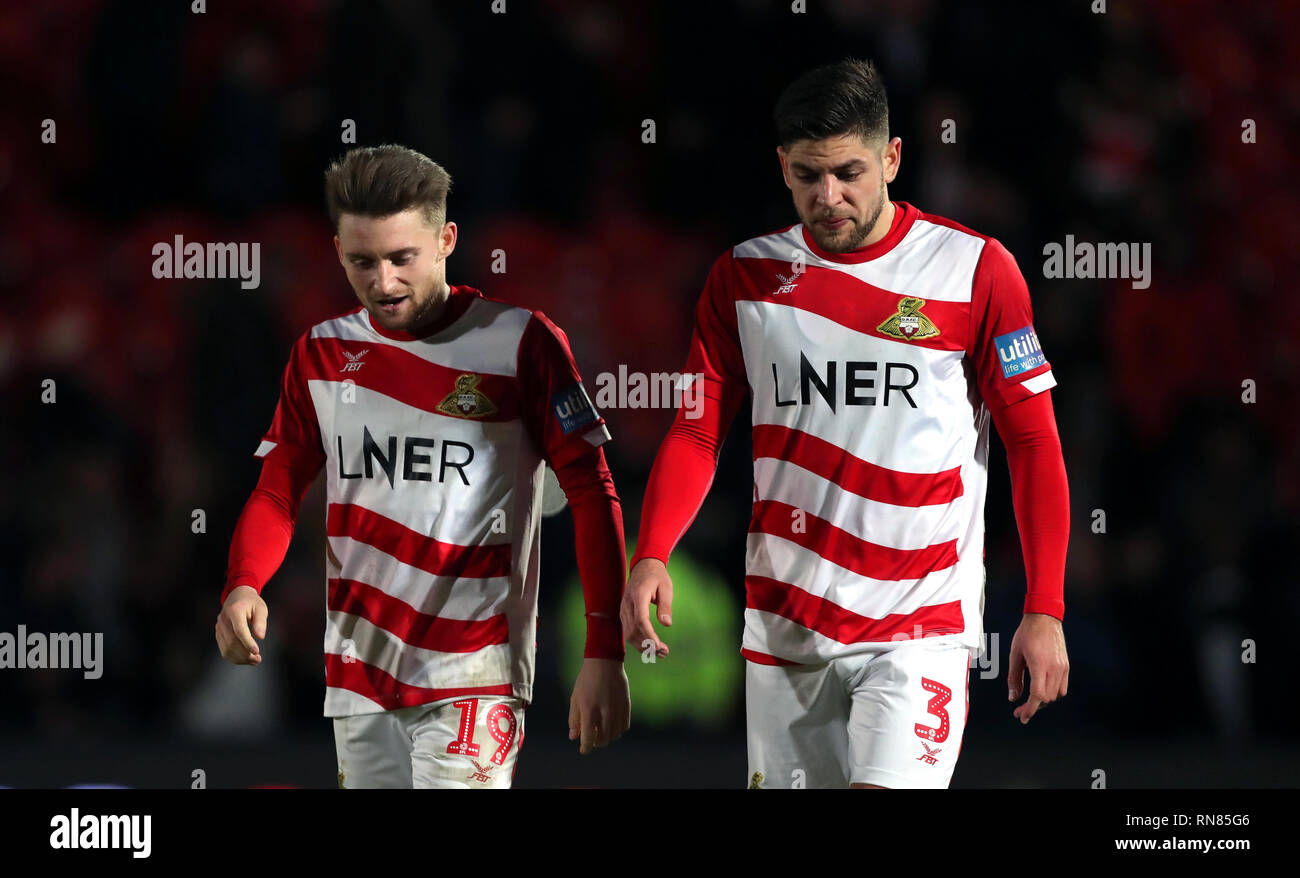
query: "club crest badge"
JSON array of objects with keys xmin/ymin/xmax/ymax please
[
  {"xmin": 877, "ymin": 296, "xmax": 940, "ymax": 341},
  {"xmin": 437, "ymin": 373, "xmax": 498, "ymax": 418},
  {"xmin": 748, "ymin": 771, "xmax": 765, "ymax": 789}
]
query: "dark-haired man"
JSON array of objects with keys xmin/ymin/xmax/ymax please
[
  {"xmin": 624, "ymin": 59, "xmax": 1070, "ymax": 788},
  {"xmin": 215, "ymin": 144, "xmax": 630, "ymax": 788}
]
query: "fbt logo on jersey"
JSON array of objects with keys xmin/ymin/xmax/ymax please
[{"xmin": 994, "ymin": 326, "xmax": 1046, "ymax": 379}]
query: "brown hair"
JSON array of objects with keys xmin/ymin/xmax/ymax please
[
  {"xmin": 323, "ymin": 144, "xmax": 452, "ymax": 230},
  {"xmin": 773, "ymin": 57, "xmax": 889, "ymax": 150}
]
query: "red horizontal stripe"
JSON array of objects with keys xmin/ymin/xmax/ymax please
[
  {"xmin": 327, "ymin": 503, "xmax": 511, "ymax": 579},
  {"xmin": 750, "ymin": 500, "xmax": 958, "ymax": 581},
  {"xmin": 740, "ymin": 648, "xmax": 800, "ymax": 666},
  {"xmin": 746, "ymin": 575, "xmax": 965, "ymax": 644},
  {"xmin": 732, "ymin": 259, "xmax": 969, "ymax": 352},
  {"xmin": 328, "ymin": 578, "xmax": 509, "ymax": 653},
  {"xmin": 325, "ymin": 653, "xmax": 514, "ymax": 710},
  {"xmin": 303, "ymin": 336, "xmax": 519, "ymax": 422},
  {"xmin": 752, "ymin": 424, "xmax": 963, "ymax": 506}
]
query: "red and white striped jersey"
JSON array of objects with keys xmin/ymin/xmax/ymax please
[
  {"xmin": 691, "ymin": 202, "xmax": 1056, "ymax": 665},
  {"xmin": 255, "ymin": 286, "xmax": 610, "ymax": 716}
]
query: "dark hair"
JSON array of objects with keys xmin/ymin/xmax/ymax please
[
  {"xmin": 323, "ymin": 144, "xmax": 452, "ymax": 230},
  {"xmin": 773, "ymin": 58, "xmax": 889, "ymax": 149}
]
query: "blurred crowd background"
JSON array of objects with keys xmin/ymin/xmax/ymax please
[{"xmin": 1, "ymin": 0, "xmax": 1297, "ymax": 787}]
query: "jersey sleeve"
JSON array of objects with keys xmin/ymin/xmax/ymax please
[
  {"xmin": 221, "ymin": 455, "xmax": 317, "ymax": 604},
  {"xmin": 968, "ymin": 238, "xmax": 1057, "ymax": 412},
  {"xmin": 552, "ymin": 445, "xmax": 627, "ymax": 660},
  {"xmin": 517, "ymin": 312, "xmax": 611, "ymax": 469},
  {"xmin": 685, "ymin": 251, "xmax": 748, "ymax": 390},
  {"xmin": 255, "ymin": 332, "xmax": 327, "ymax": 477},
  {"xmin": 629, "ymin": 251, "xmax": 749, "ymax": 567},
  {"xmin": 989, "ymin": 390, "xmax": 1069, "ymax": 620},
  {"xmin": 221, "ymin": 334, "xmax": 326, "ymax": 605}
]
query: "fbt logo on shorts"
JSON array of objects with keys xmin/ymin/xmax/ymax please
[{"xmin": 994, "ymin": 326, "xmax": 1046, "ymax": 379}]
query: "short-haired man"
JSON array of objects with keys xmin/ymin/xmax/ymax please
[
  {"xmin": 215, "ymin": 144, "xmax": 630, "ymax": 788},
  {"xmin": 624, "ymin": 59, "xmax": 1070, "ymax": 788}
]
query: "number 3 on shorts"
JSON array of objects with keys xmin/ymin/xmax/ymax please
[{"xmin": 914, "ymin": 677, "xmax": 952, "ymax": 744}]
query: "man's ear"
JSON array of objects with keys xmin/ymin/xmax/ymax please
[
  {"xmin": 777, "ymin": 146, "xmax": 792, "ymax": 190},
  {"xmin": 333, "ymin": 234, "xmax": 344, "ymax": 266},
  {"xmin": 440, "ymin": 221, "xmax": 458, "ymax": 258},
  {"xmin": 882, "ymin": 136, "xmax": 902, "ymax": 185}
]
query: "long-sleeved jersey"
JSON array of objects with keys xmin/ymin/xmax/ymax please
[
  {"xmin": 633, "ymin": 202, "xmax": 1069, "ymax": 665},
  {"xmin": 223, "ymin": 285, "xmax": 625, "ymax": 715}
]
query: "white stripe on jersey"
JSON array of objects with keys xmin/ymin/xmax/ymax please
[
  {"xmin": 741, "ymin": 607, "xmax": 979, "ymax": 660},
  {"xmin": 324, "ymin": 613, "xmax": 512, "ymax": 695},
  {"xmin": 1023, "ymin": 370, "xmax": 1057, "ymax": 394},
  {"xmin": 582, "ymin": 424, "xmax": 613, "ymax": 447},
  {"xmin": 752, "ymin": 456, "xmax": 957, "ymax": 551},
  {"xmin": 325, "ymin": 536, "xmax": 512, "ymax": 621},
  {"xmin": 311, "ymin": 298, "xmax": 532, "ymax": 375},
  {"xmin": 732, "ymin": 219, "xmax": 986, "ymax": 304},
  {"xmin": 745, "ymin": 531, "xmax": 968, "ymax": 620},
  {"xmin": 738, "ymin": 300, "xmax": 976, "ymax": 476},
  {"xmin": 310, "ymin": 381, "xmax": 522, "ymax": 546}
]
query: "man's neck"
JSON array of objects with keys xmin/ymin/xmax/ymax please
[
  {"xmin": 408, "ymin": 282, "xmax": 453, "ymax": 335},
  {"xmin": 861, "ymin": 199, "xmax": 896, "ymax": 248}
]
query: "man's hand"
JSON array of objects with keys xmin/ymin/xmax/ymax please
[
  {"xmin": 1007, "ymin": 612, "xmax": 1069, "ymax": 724},
  {"xmin": 215, "ymin": 585, "xmax": 268, "ymax": 665},
  {"xmin": 568, "ymin": 657, "xmax": 630, "ymax": 754},
  {"xmin": 621, "ymin": 558, "xmax": 672, "ymax": 658}
]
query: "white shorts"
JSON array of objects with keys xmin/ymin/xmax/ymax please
[
  {"xmin": 746, "ymin": 643, "xmax": 971, "ymax": 789},
  {"xmin": 333, "ymin": 695, "xmax": 526, "ymax": 789}
]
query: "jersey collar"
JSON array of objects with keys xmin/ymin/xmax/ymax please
[
  {"xmin": 799, "ymin": 201, "xmax": 915, "ymax": 264},
  {"xmin": 366, "ymin": 284, "xmax": 481, "ymax": 341}
]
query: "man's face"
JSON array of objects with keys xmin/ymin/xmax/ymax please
[
  {"xmin": 334, "ymin": 208, "xmax": 457, "ymax": 333},
  {"xmin": 778, "ymin": 133, "xmax": 901, "ymax": 253}
]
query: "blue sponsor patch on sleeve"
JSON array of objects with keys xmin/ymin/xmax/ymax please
[
  {"xmin": 551, "ymin": 383, "xmax": 599, "ymax": 434},
  {"xmin": 993, "ymin": 325, "xmax": 1047, "ymax": 379}
]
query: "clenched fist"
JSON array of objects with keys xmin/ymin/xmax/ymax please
[{"xmin": 215, "ymin": 585, "xmax": 268, "ymax": 665}]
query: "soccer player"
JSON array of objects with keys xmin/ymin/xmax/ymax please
[
  {"xmin": 214, "ymin": 144, "xmax": 630, "ymax": 788},
  {"xmin": 622, "ymin": 59, "xmax": 1071, "ymax": 789}
]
